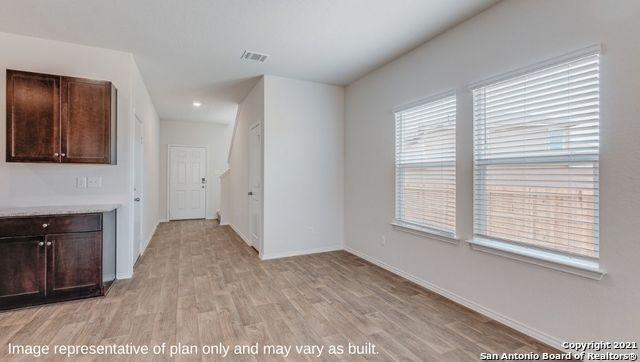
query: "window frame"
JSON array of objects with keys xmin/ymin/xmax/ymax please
[
  {"xmin": 468, "ymin": 45, "xmax": 605, "ymax": 278},
  {"xmin": 392, "ymin": 91, "xmax": 458, "ymax": 241}
]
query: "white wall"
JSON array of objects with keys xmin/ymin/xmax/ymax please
[
  {"xmin": 228, "ymin": 78, "xmax": 264, "ymax": 243},
  {"xmin": 345, "ymin": 0, "xmax": 640, "ymax": 347},
  {"xmin": 132, "ymin": 61, "xmax": 161, "ymax": 254},
  {"xmin": 0, "ymin": 32, "xmax": 133, "ymax": 278},
  {"xmin": 159, "ymin": 120, "xmax": 233, "ymax": 220},
  {"xmin": 0, "ymin": 32, "xmax": 160, "ymax": 278},
  {"xmin": 262, "ymin": 75, "xmax": 344, "ymax": 259}
]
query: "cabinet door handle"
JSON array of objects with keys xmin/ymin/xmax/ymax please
[
  {"xmin": 38, "ymin": 242, "xmax": 44, "ymax": 246},
  {"xmin": 61, "ymin": 153, "xmax": 66, "ymax": 157},
  {"xmin": 54, "ymin": 153, "xmax": 59, "ymax": 156},
  {"xmin": 46, "ymin": 242, "xmax": 52, "ymax": 246},
  {"xmin": 42, "ymin": 223, "xmax": 49, "ymax": 228}
]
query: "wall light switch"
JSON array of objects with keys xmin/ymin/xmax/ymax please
[
  {"xmin": 87, "ymin": 176, "xmax": 102, "ymax": 188},
  {"xmin": 76, "ymin": 176, "xmax": 87, "ymax": 189}
]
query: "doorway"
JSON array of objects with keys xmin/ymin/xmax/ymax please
[
  {"xmin": 168, "ymin": 145, "xmax": 207, "ymax": 220},
  {"xmin": 133, "ymin": 115, "xmax": 144, "ymax": 262},
  {"xmin": 248, "ymin": 122, "xmax": 262, "ymax": 254}
]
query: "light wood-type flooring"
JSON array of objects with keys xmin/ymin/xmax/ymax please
[{"xmin": 0, "ymin": 220, "xmax": 560, "ymax": 361}]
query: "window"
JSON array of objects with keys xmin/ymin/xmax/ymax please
[
  {"xmin": 394, "ymin": 93, "xmax": 456, "ymax": 238},
  {"xmin": 473, "ymin": 51, "xmax": 600, "ymax": 259}
]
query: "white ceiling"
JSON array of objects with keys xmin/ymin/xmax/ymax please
[{"xmin": 0, "ymin": 0, "xmax": 498, "ymax": 124}]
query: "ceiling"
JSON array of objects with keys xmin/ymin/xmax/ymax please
[{"xmin": 0, "ymin": 0, "xmax": 499, "ymax": 124}]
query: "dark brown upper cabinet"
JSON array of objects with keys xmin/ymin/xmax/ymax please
[
  {"xmin": 5, "ymin": 70, "xmax": 60, "ymax": 162},
  {"xmin": 6, "ymin": 69, "xmax": 117, "ymax": 164}
]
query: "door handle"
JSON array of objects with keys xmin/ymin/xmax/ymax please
[
  {"xmin": 248, "ymin": 192, "xmax": 253, "ymax": 196},
  {"xmin": 134, "ymin": 197, "xmax": 141, "ymax": 202},
  {"xmin": 38, "ymin": 241, "xmax": 44, "ymax": 246},
  {"xmin": 46, "ymin": 242, "xmax": 52, "ymax": 246}
]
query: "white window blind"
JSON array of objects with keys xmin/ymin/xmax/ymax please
[
  {"xmin": 395, "ymin": 93, "xmax": 456, "ymax": 237},
  {"xmin": 473, "ymin": 52, "xmax": 600, "ymax": 258}
]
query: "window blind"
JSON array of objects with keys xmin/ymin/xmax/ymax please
[
  {"xmin": 473, "ymin": 52, "xmax": 600, "ymax": 258},
  {"xmin": 395, "ymin": 93, "xmax": 456, "ymax": 237}
]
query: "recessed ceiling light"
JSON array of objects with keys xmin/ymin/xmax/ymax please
[{"xmin": 192, "ymin": 101, "xmax": 202, "ymax": 107}]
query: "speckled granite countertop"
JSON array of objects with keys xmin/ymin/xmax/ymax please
[{"xmin": 0, "ymin": 204, "xmax": 120, "ymax": 218}]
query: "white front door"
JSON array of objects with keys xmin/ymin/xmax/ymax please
[
  {"xmin": 133, "ymin": 116, "xmax": 143, "ymax": 260},
  {"xmin": 248, "ymin": 123, "xmax": 262, "ymax": 252},
  {"xmin": 169, "ymin": 146, "xmax": 207, "ymax": 220}
]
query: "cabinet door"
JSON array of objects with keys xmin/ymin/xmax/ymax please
[
  {"xmin": 61, "ymin": 77, "xmax": 114, "ymax": 164},
  {"xmin": 46, "ymin": 232, "xmax": 102, "ymax": 298},
  {"xmin": 0, "ymin": 236, "xmax": 46, "ymax": 309},
  {"xmin": 6, "ymin": 70, "xmax": 61, "ymax": 162}
]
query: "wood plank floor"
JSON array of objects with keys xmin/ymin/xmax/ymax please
[{"xmin": 0, "ymin": 220, "xmax": 559, "ymax": 361}]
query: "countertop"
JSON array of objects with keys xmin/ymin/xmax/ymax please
[{"xmin": 0, "ymin": 204, "xmax": 120, "ymax": 218}]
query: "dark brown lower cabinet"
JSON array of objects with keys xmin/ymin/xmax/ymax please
[
  {"xmin": 46, "ymin": 232, "xmax": 103, "ymax": 299},
  {"xmin": 0, "ymin": 236, "xmax": 46, "ymax": 307},
  {"xmin": 0, "ymin": 212, "xmax": 116, "ymax": 311}
]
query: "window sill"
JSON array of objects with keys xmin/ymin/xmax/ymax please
[
  {"xmin": 390, "ymin": 221, "xmax": 460, "ymax": 245},
  {"xmin": 468, "ymin": 238, "xmax": 606, "ymax": 280}
]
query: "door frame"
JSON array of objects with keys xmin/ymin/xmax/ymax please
[
  {"xmin": 133, "ymin": 114, "xmax": 144, "ymax": 260},
  {"xmin": 167, "ymin": 144, "xmax": 209, "ymax": 220},
  {"xmin": 248, "ymin": 121, "xmax": 263, "ymax": 254}
]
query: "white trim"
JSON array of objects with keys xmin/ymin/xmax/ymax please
[
  {"xmin": 468, "ymin": 238, "xmax": 606, "ymax": 280},
  {"xmin": 116, "ymin": 272, "xmax": 133, "ymax": 280},
  {"xmin": 139, "ymin": 219, "xmax": 159, "ymax": 257},
  {"xmin": 392, "ymin": 89, "xmax": 456, "ymax": 114},
  {"xmin": 260, "ymin": 244, "xmax": 343, "ymax": 261},
  {"xmin": 167, "ymin": 144, "xmax": 208, "ymax": 220},
  {"xmin": 345, "ymin": 246, "xmax": 564, "ymax": 351},
  {"xmin": 228, "ymin": 223, "xmax": 251, "ymax": 247},
  {"xmin": 158, "ymin": 218, "xmax": 169, "ymax": 223},
  {"xmin": 391, "ymin": 220, "xmax": 460, "ymax": 245},
  {"xmin": 248, "ymin": 121, "xmax": 264, "ymax": 254},
  {"xmin": 468, "ymin": 44, "xmax": 602, "ymax": 90},
  {"xmin": 133, "ymin": 114, "xmax": 145, "ymax": 261}
]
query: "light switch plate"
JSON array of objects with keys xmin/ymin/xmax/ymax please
[
  {"xmin": 87, "ymin": 176, "xmax": 102, "ymax": 188},
  {"xmin": 76, "ymin": 176, "xmax": 87, "ymax": 189}
]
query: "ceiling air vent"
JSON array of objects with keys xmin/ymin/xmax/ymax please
[{"xmin": 241, "ymin": 50, "xmax": 268, "ymax": 63}]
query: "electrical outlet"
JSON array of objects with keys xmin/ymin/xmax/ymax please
[
  {"xmin": 87, "ymin": 176, "xmax": 102, "ymax": 188},
  {"xmin": 76, "ymin": 176, "xmax": 87, "ymax": 189},
  {"xmin": 381, "ymin": 235, "xmax": 386, "ymax": 246}
]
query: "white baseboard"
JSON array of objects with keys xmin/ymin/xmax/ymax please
[
  {"xmin": 116, "ymin": 272, "xmax": 133, "ymax": 280},
  {"xmin": 261, "ymin": 244, "xmax": 343, "ymax": 260},
  {"xmin": 345, "ymin": 246, "xmax": 563, "ymax": 350},
  {"xmin": 140, "ymin": 219, "xmax": 159, "ymax": 257},
  {"xmin": 228, "ymin": 223, "xmax": 251, "ymax": 246}
]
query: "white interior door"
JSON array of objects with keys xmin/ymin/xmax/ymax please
[
  {"xmin": 248, "ymin": 123, "xmax": 262, "ymax": 252},
  {"xmin": 133, "ymin": 116, "xmax": 143, "ymax": 260},
  {"xmin": 169, "ymin": 146, "xmax": 207, "ymax": 220}
]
